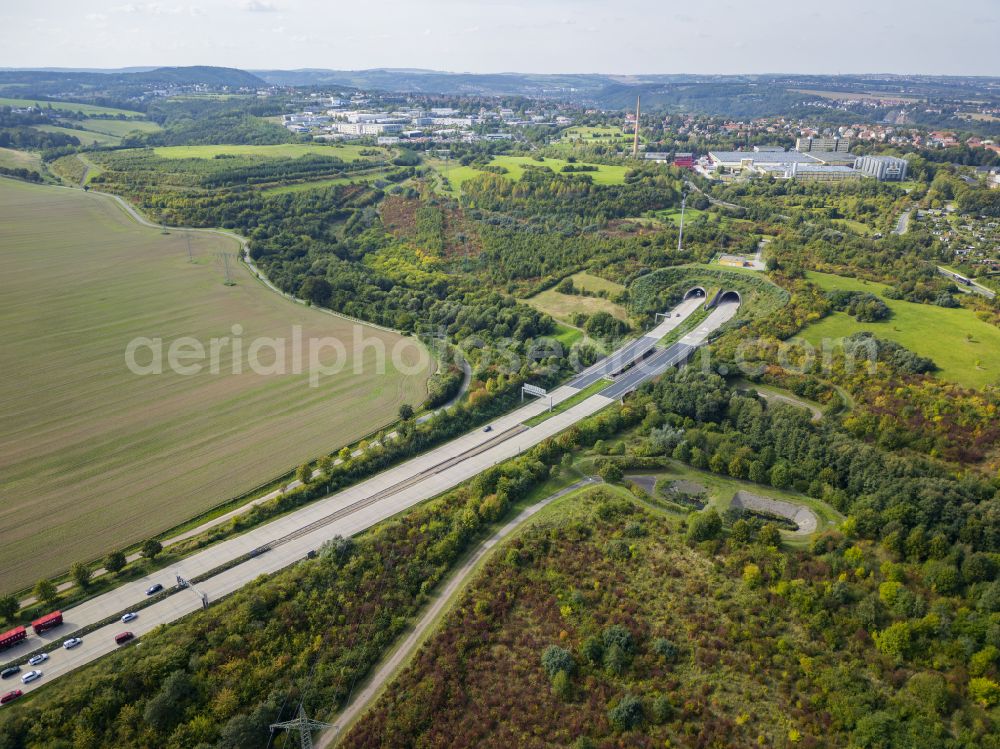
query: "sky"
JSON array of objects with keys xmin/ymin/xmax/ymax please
[{"xmin": 4, "ymin": 0, "xmax": 999, "ymax": 76}]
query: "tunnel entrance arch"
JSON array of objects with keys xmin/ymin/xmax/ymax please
[
  {"xmin": 718, "ymin": 290, "xmax": 742, "ymax": 305},
  {"xmin": 683, "ymin": 286, "xmax": 707, "ymax": 301}
]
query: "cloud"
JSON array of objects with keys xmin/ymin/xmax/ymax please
[
  {"xmin": 242, "ymin": 0, "xmax": 280, "ymax": 11},
  {"xmin": 111, "ymin": 3, "xmax": 186, "ymax": 14}
]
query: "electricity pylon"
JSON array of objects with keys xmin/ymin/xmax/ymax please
[{"xmin": 269, "ymin": 705, "xmax": 332, "ymax": 749}]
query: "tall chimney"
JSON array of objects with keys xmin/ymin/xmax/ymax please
[{"xmin": 633, "ymin": 95, "xmax": 641, "ymax": 158}]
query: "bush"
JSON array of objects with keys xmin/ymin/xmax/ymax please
[
  {"xmin": 105, "ymin": 550, "xmax": 127, "ymax": 574},
  {"xmin": 606, "ymin": 539, "xmax": 631, "ymax": 560},
  {"xmin": 650, "ymin": 694, "xmax": 674, "ymax": 724},
  {"xmin": 968, "ymin": 677, "xmax": 1000, "ymax": 708},
  {"xmin": 686, "ymin": 509, "xmax": 722, "ymax": 542},
  {"xmin": 608, "ymin": 694, "xmax": 644, "ymax": 731},
  {"xmin": 141, "ymin": 539, "xmax": 163, "ymax": 559},
  {"xmin": 541, "ymin": 645, "xmax": 576, "ymax": 678},
  {"xmin": 598, "ymin": 461, "xmax": 624, "ymax": 483},
  {"xmin": 551, "ymin": 670, "xmax": 573, "ymax": 701},
  {"xmin": 602, "ymin": 624, "xmax": 635, "ymax": 653},
  {"xmin": 652, "ymin": 637, "xmax": 678, "ymax": 661}
]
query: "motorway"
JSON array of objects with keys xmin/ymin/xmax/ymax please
[
  {"xmin": 937, "ymin": 265, "xmax": 997, "ymax": 300},
  {"xmin": 2, "ymin": 292, "xmax": 738, "ymax": 695},
  {"xmin": 568, "ymin": 295, "xmax": 705, "ymax": 389}
]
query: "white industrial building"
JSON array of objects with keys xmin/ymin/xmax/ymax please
[
  {"xmin": 796, "ymin": 136, "xmax": 852, "ymax": 153},
  {"xmin": 853, "ymin": 155, "xmax": 909, "ymax": 181}
]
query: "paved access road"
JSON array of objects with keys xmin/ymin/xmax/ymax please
[{"xmin": 5, "ymin": 295, "xmax": 738, "ymax": 695}]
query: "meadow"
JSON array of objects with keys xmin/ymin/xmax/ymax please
[
  {"xmin": 77, "ymin": 118, "xmax": 162, "ymax": 137},
  {"xmin": 0, "ymin": 146, "xmax": 40, "ymax": 171},
  {"xmin": 525, "ymin": 271, "xmax": 629, "ymax": 323},
  {"xmin": 0, "ymin": 96, "xmax": 144, "ymax": 117},
  {"xmin": 0, "ymin": 179, "xmax": 432, "ymax": 590},
  {"xmin": 434, "ymin": 154, "xmax": 629, "ymax": 195},
  {"xmin": 35, "ymin": 124, "xmax": 122, "ymax": 147},
  {"xmin": 151, "ymin": 143, "xmax": 386, "ymax": 160},
  {"xmin": 260, "ymin": 166, "xmax": 402, "ymax": 195},
  {"xmin": 798, "ymin": 271, "xmax": 1000, "ymax": 389}
]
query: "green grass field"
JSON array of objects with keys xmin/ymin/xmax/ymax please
[
  {"xmin": 152, "ymin": 143, "xmax": 386, "ymax": 161},
  {"xmin": 0, "ymin": 179, "xmax": 432, "ymax": 590},
  {"xmin": 525, "ymin": 273, "xmax": 630, "ymax": 324},
  {"xmin": 433, "ymin": 155, "xmax": 629, "ymax": 195},
  {"xmin": 0, "ymin": 96, "xmax": 144, "ymax": 117},
  {"xmin": 551, "ymin": 323, "xmax": 583, "ymax": 348},
  {"xmin": 77, "ymin": 118, "xmax": 162, "ymax": 137},
  {"xmin": 0, "ymin": 146, "xmax": 40, "ymax": 172},
  {"xmin": 260, "ymin": 167, "xmax": 399, "ymax": 195},
  {"xmin": 35, "ymin": 124, "xmax": 122, "ymax": 146},
  {"xmin": 566, "ymin": 271, "xmax": 625, "ymax": 296},
  {"xmin": 649, "ymin": 207, "xmax": 707, "ymax": 226},
  {"xmin": 559, "ymin": 125, "xmax": 629, "ymax": 141},
  {"xmin": 798, "ymin": 271, "xmax": 1000, "ymax": 389}
]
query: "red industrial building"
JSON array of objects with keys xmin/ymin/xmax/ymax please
[{"xmin": 673, "ymin": 152, "xmax": 695, "ymax": 169}]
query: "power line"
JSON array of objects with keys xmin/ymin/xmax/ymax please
[{"xmin": 216, "ymin": 252, "xmax": 236, "ymax": 286}]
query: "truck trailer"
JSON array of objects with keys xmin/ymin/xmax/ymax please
[
  {"xmin": 0, "ymin": 626, "xmax": 27, "ymax": 651},
  {"xmin": 31, "ymin": 611, "xmax": 63, "ymax": 635}
]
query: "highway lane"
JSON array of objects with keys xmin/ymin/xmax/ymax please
[
  {"xmin": 568, "ymin": 295, "xmax": 704, "ymax": 388},
  {"xmin": 600, "ymin": 300, "xmax": 739, "ymax": 399},
  {"xmin": 5, "ymin": 296, "xmax": 739, "ymax": 695}
]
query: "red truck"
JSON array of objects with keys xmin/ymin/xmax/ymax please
[
  {"xmin": 0, "ymin": 627, "xmax": 26, "ymax": 652},
  {"xmin": 31, "ymin": 611, "xmax": 62, "ymax": 635}
]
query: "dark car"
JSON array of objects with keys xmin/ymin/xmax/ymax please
[
  {"xmin": 145, "ymin": 583, "xmax": 163, "ymax": 596},
  {"xmin": 0, "ymin": 666, "xmax": 20, "ymax": 680},
  {"xmin": 483, "ymin": 425, "xmax": 492, "ymax": 433},
  {"xmin": 0, "ymin": 689, "xmax": 23, "ymax": 704}
]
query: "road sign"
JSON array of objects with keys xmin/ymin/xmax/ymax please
[{"xmin": 522, "ymin": 384, "xmax": 547, "ymax": 397}]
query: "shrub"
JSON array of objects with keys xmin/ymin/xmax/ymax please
[
  {"xmin": 541, "ymin": 645, "xmax": 576, "ymax": 678},
  {"xmin": 606, "ymin": 539, "xmax": 631, "ymax": 560},
  {"xmin": 104, "ymin": 550, "xmax": 127, "ymax": 574},
  {"xmin": 874, "ymin": 621, "xmax": 913, "ymax": 663},
  {"xmin": 650, "ymin": 694, "xmax": 673, "ymax": 724},
  {"xmin": 652, "ymin": 637, "xmax": 678, "ymax": 661},
  {"xmin": 141, "ymin": 538, "xmax": 163, "ymax": 559},
  {"xmin": 598, "ymin": 460, "xmax": 623, "ymax": 483},
  {"xmin": 608, "ymin": 694, "xmax": 644, "ymax": 731},
  {"xmin": 687, "ymin": 509, "xmax": 722, "ymax": 542},
  {"xmin": 581, "ymin": 635, "xmax": 604, "ymax": 665},
  {"xmin": 602, "ymin": 624, "xmax": 635, "ymax": 653},
  {"xmin": 968, "ymin": 677, "xmax": 1000, "ymax": 708},
  {"xmin": 551, "ymin": 670, "xmax": 573, "ymax": 701}
]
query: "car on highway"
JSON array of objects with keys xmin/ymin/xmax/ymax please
[
  {"xmin": 121, "ymin": 612, "xmax": 138, "ymax": 623},
  {"xmin": 28, "ymin": 653, "xmax": 48, "ymax": 666},
  {"xmin": 146, "ymin": 583, "xmax": 163, "ymax": 596},
  {"xmin": 0, "ymin": 689, "xmax": 22, "ymax": 705},
  {"xmin": 20, "ymin": 670, "xmax": 41, "ymax": 684},
  {"xmin": 62, "ymin": 637, "xmax": 82, "ymax": 649},
  {"xmin": 483, "ymin": 425, "xmax": 492, "ymax": 433},
  {"xmin": 0, "ymin": 666, "xmax": 20, "ymax": 679},
  {"xmin": 114, "ymin": 631, "xmax": 135, "ymax": 646}
]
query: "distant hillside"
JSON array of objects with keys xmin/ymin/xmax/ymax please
[
  {"xmin": 0, "ymin": 66, "xmax": 265, "ymax": 107},
  {"xmin": 253, "ymin": 68, "xmax": 611, "ymax": 97}
]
